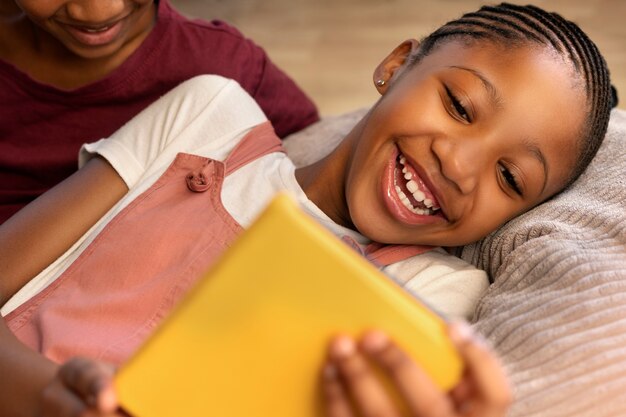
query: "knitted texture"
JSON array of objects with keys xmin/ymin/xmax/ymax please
[{"xmin": 461, "ymin": 109, "xmax": 626, "ymax": 417}]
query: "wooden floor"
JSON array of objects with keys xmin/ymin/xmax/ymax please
[{"xmin": 171, "ymin": 0, "xmax": 625, "ymax": 115}]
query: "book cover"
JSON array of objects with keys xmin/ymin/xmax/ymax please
[{"xmin": 115, "ymin": 193, "xmax": 462, "ymax": 416}]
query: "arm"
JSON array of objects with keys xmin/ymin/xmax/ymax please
[
  {"xmin": 0, "ymin": 156, "xmax": 127, "ymax": 416},
  {"xmin": 0, "ymin": 156, "xmax": 126, "ymax": 416},
  {"xmin": 0, "ymin": 319, "xmax": 124, "ymax": 417},
  {"xmin": 0, "ymin": 156, "xmax": 128, "ymax": 306},
  {"xmin": 0, "ymin": 318, "xmax": 57, "ymax": 417}
]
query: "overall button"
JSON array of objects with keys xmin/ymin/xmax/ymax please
[{"xmin": 186, "ymin": 160, "xmax": 215, "ymax": 192}]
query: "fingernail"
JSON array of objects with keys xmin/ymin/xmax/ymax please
[
  {"xmin": 331, "ymin": 336, "xmax": 356, "ymax": 359},
  {"xmin": 99, "ymin": 386, "xmax": 117, "ymax": 412},
  {"xmin": 449, "ymin": 321, "xmax": 473, "ymax": 344},
  {"xmin": 362, "ymin": 330, "xmax": 389, "ymax": 353}
]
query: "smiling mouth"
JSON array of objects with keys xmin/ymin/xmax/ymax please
[
  {"xmin": 79, "ymin": 25, "xmax": 113, "ymax": 33},
  {"xmin": 393, "ymin": 154, "xmax": 441, "ymax": 216}
]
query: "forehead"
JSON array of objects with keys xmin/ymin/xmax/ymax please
[{"xmin": 417, "ymin": 40, "xmax": 588, "ymax": 195}]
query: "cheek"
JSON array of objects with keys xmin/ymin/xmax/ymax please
[
  {"xmin": 15, "ymin": 0, "xmax": 62, "ymax": 21},
  {"xmin": 461, "ymin": 194, "xmax": 520, "ymax": 243}
]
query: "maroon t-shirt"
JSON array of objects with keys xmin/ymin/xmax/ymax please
[{"xmin": 0, "ymin": 0, "xmax": 319, "ymax": 223}]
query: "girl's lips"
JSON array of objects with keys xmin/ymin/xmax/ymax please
[
  {"xmin": 61, "ymin": 19, "xmax": 124, "ymax": 47},
  {"xmin": 381, "ymin": 148, "xmax": 447, "ymax": 226}
]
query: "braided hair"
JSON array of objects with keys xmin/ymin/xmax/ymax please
[{"xmin": 409, "ymin": 3, "xmax": 617, "ymax": 188}]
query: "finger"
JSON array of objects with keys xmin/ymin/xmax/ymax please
[
  {"xmin": 449, "ymin": 376, "xmax": 473, "ymax": 404},
  {"xmin": 57, "ymin": 357, "xmax": 118, "ymax": 412},
  {"xmin": 321, "ymin": 363, "xmax": 355, "ymax": 417},
  {"xmin": 449, "ymin": 377, "xmax": 476, "ymax": 416},
  {"xmin": 360, "ymin": 330, "xmax": 454, "ymax": 417},
  {"xmin": 329, "ymin": 335, "xmax": 401, "ymax": 417},
  {"xmin": 448, "ymin": 322, "xmax": 512, "ymax": 411},
  {"xmin": 41, "ymin": 380, "xmax": 91, "ymax": 417}
]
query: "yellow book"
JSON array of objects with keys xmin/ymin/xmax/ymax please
[{"xmin": 115, "ymin": 193, "xmax": 462, "ymax": 417}]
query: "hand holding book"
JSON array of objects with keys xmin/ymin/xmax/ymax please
[
  {"xmin": 322, "ymin": 324, "xmax": 511, "ymax": 417},
  {"xmin": 34, "ymin": 325, "xmax": 509, "ymax": 417}
]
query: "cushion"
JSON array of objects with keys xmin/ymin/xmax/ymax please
[{"xmin": 284, "ymin": 108, "xmax": 626, "ymax": 417}]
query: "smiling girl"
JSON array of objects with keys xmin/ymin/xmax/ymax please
[{"xmin": 0, "ymin": 3, "xmax": 616, "ymax": 417}]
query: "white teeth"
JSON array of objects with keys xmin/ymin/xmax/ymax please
[
  {"xmin": 395, "ymin": 153, "xmax": 440, "ymax": 215},
  {"xmin": 406, "ymin": 180, "xmax": 418, "ymax": 193},
  {"xmin": 395, "ymin": 175, "xmax": 433, "ymax": 215},
  {"xmin": 84, "ymin": 26, "xmax": 110, "ymax": 33}
]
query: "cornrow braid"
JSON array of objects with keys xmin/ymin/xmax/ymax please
[{"xmin": 410, "ymin": 3, "xmax": 616, "ymax": 188}]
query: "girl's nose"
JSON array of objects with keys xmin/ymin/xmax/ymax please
[
  {"xmin": 66, "ymin": 0, "xmax": 126, "ymax": 24},
  {"xmin": 431, "ymin": 135, "xmax": 484, "ymax": 195}
]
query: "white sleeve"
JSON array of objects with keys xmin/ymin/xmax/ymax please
[
  {"xmin": 383, "ymin": 249, "xmax": 489, "ymax": 321},
  {"xmin": 78, "ymin": 75, "xmax": 267, "ymax": 189}
]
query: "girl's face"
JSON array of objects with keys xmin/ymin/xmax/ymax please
[
  {"xmin": 344, "ymin": 40, "xmax": 587, "ymax": 247},
  {"xmin": 14, "ymin": 0, "xmax": 155, "ymax": 59}
]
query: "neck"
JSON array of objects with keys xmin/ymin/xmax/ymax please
[{"xmin": 294, "ymin": 117, "xmax": 368, "ymax": 230}]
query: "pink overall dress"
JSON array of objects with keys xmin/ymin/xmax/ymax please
[{"xmin": 5, "ymin": 122, "xmax": 432, "ymax": 365}]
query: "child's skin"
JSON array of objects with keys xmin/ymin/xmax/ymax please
[
  {"xmin": 0, "ymin": 29, "xmax": 587, "ymax": 417},
  {"xmin": 297, "ymin": 40, "xmax": 584, "ymax": 247},
  {"xmin": 323, "ymin": 325, "xmax": 511, "ymax": 417},
  {"xmin": 0, "ymin": 0, "xmax": 156, "ymax": 88}
]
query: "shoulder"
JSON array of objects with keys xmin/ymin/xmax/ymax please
[
  {"xmin": 389, "ymin": 248, "xmax": 485, "ymax": 275},
  {"xmin": 174, "ymin": 75, "xmax": 266, "ymax": 122},
  {"xmin": 151, "ymin": 4, "xmax": 269, "ymax": 92},
  {"xmin": 384, "ymin": 248, "xmax": 489, "ymax": 320},
  {"xmin": 158, "ymin": 2, "xmax": 257, "ymax": 53},
  {"xmin": 79, "ymin": 75, "xmax": 267, "ymax": 187}
]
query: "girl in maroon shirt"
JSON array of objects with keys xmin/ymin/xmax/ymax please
[{"xmin": 0, "ymin": 0, "xmax": 319, "ymax": 223}]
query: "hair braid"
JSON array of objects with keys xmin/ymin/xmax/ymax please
[{"xmin": 412, "ymin": 3, "xmax": 616, "ymax": 188}]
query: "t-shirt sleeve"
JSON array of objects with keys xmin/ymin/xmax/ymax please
[
  {"xmin": 79, "ymin": 75, "xmax": 267, "ymax": 189},
  {"xmin": 383, "ymin": 249, "xmax": 490, "ymax": 321}
]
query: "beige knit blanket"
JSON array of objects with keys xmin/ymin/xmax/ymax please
[
  {"xmin": 285, "ymin": 108, "xmax": 626, "ymax": 417},
  {"xmin": 461, "ymin": 109, "xmax": 626, "ymax": 417}
]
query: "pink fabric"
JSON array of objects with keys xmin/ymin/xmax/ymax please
[
  {"xmin": 340, "ymin": 236, "xmax": 433, "ymax": 267},
  {"xmin": 0, "ymin": 0, "xmax": 318, "ymax": 224},
  {"xmin": 6, "ymin": 122, "xmax": 433, "ymax": 365},
  {"xmin": 5, "ymin": 123, "xmax": 283, "ymax": 365}
]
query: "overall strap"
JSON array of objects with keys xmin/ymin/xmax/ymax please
[
  {"xmin": 224, "ymin": 122, "xmax": 285, "ymax": 176},
  {"xmin": 341, "ymin": 236, "xmax": 434, "ymax": 267}
]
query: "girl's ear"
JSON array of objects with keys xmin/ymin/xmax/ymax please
[{"xmin": 373, "ymin": 39, "xmax": 420, "ymax": 94}]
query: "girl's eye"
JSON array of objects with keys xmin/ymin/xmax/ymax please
[
  {"xmin": 499, "ymin": 164, "xmax": 522, "ymax": 196},
  {"xmin": 445, "ymin": 86, "xmax": 470, "ymax": 122}
]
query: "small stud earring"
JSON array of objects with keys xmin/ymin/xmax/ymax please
[{"xmin": 375, "ymin": 79, "xmax": 386, "ymax": 87}]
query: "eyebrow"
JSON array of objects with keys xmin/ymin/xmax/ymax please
[
  {"xmin": 449, "ymin": 65, "xmax": 549, "ymax": 194},
  {"xmin": 523, "ymin": 138, "xmax": 549, "ymax": 194},
  {"xmin": 448, "ymin": 65, "xmax": 549, "ymax": 194},
  {"xmin": 449, "ymin": 65, "xmax": 503, "ymax": 109}
]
